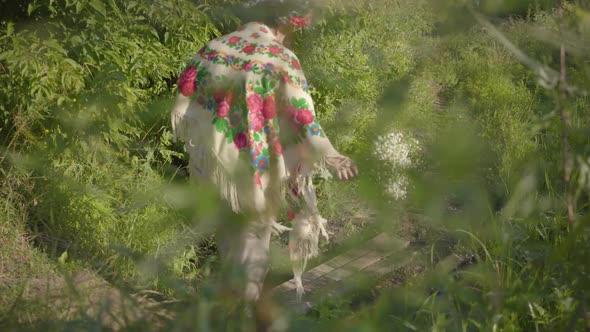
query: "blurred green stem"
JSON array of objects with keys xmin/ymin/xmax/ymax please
[
  {"xmin": 556, "ymin": 0, "xmax": 574, "ymax": 224},
  {"xmin": 559, "ymin": 44, "xmax": 575, "ymax": 225}
]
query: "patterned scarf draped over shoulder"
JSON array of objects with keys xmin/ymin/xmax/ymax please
[{"xmin": 171, "ymin": 22, "xmax": 337, "ymax": 214}]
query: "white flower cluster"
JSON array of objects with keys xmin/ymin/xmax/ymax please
[
  {"xmin": 374, "ymin": 131, "xmax": 420, "ymax": 200},
  {"xmin": 385, "ymin": 176, "xmax": 408, "ymax": 201},
  {"xmin": 375, "ymin": 132, "xmax": 417, "ymax": 167}
]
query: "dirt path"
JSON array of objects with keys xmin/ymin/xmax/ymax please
[{"xmin": 2, "ymin": 269, "xmax": 172, "ymax": 330}]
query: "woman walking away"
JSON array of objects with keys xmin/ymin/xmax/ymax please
[{"xmin": 171, "ymin": 0, "xmax": 358, "ymax": 305}]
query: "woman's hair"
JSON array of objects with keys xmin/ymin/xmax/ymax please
[{"xmin": 240, "ymin": 0, "xmax": 313, "ymax": 28}]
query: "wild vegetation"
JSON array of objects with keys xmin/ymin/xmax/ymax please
[{"xmin": 1, "ymin": 0, "xmax": 590, "ymax": 330}]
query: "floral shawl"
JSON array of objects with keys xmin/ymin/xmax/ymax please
[{"xmin": 171, "ymin": 21, "xmax": 338, "ymax": 215}]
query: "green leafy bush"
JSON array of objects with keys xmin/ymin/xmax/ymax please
[
  {"xmin": 2, "ymin": 0, "xmax": 590, "ymax": 330},
  {"xmin": 0, "ymin": 0, "xmax": 220, "ymax": 282}
]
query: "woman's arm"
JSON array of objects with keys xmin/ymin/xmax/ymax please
[{"xmin": 279, "ymin": 65, "xmax": 358, "ymax": 179}]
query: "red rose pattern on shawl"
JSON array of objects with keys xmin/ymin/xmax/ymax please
[
  {"xmin": 247, "ymin": 93, "xmax": 263, "ymax": 114},
  {"xmin": 249, "ymin": 108, "xmax": 265, "ymax": 131},
  {"xmin": 228, "ymin": 36, "xmax": 241, "ymax": 44},
  {"xmin": 268, "ymin": 46, "xmax": 282, "ymax": 55},
  {"xmin": 234, "ymin": 132, "xmax": 248, "ymax": 150},
  {"xmin": 242, "ymin": 44, "xmax": 256, "ymax": 54},
  {"xmin": 178, "ymin": 66, "xmax": 197, "ymax": 96},
  {"xmin": 216, "ymin": 90, "xmax": 232, "ymax": 118},
  {"xmin": 262, "ymin": 95, "xmax": 276, "ymax": 120},
  {"xmin": 217, "ymin": 100, "xmax": 230, "ymax": 118},
  {"xmin": 295, "ymin": 109, "xmax": 314, "ymax": 125}
]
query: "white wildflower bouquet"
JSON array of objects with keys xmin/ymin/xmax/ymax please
[{"xmin": 374, "ymin": 130, "xmax": 422, "ymax": 200}]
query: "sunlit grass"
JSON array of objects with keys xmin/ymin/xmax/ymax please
[{"xmin": 1, "ymin": 0, "xmax": 590, "ymax": 330}]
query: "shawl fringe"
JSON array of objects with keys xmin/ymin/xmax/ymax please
[
  {"xmin": 173, "ymin": 111, "xmax": 243, "ymax": 212},
  {"xmin": 173, "ymin": 111, "xmax": 299, "ymax": 214}
]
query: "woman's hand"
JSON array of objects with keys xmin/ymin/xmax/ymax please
[{"xmin": 326, "ymin": 155, "xmax": 358, "ymax": 180}]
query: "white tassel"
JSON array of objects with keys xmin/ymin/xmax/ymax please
[
  {"xmin": 271, "ymin": 221, "xmax": 292, "ymax": 237},
  {"xmin": 289, "ymin": 213, "xmax": 329, "ymax": 301},
  {"xmin": 176, "ymin": 110, "xmax": 245, "ymax": 213}
]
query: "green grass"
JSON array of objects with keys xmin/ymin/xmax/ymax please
[{"xmin": 1, "ymin": 0, "xmax": 590, "ymax": 330}]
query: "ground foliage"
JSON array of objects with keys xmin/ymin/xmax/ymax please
[{"xmin": 1, "ymin": 0, "xmax": 590, "ymax": 330}]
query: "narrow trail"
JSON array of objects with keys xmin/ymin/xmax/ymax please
[
  {"xmin": 272, "ymin": 232, "xmax": 414, "ymax": 314},
  {"xmin": 271, "ymin": 236, "xmax": 468, "ymax": 317},
  {"xmin": 8, "ymin": 213, "xmax": 474, "ymax": 330},
  {"xmin": 267, "ymin": 213, "xmax": 474, "ymax": 320}
]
